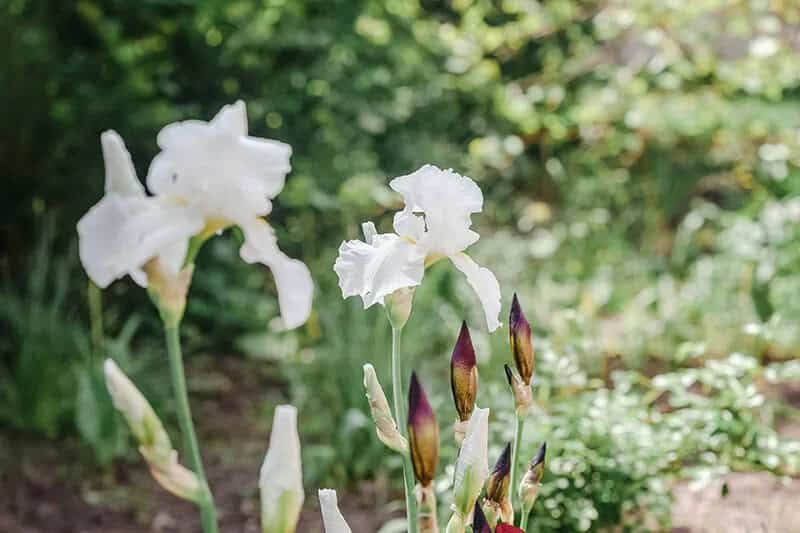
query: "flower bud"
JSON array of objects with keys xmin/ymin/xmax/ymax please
[
  {"xmin": 504, "ymin": 364, "xmax": 532, "ymax": 415},
  {"xmin": 509, "ymin": 293, "xmax": 534, "ymax": 385},
  {"xmin": 318, "ymin": 489, "xmax": 352, "ymax": 533},
  {"xmin": 451, "ymin": 321, "xmax": 478, "ymax": 425},
  {"xmin": 451, "ymin": 408, "xmax": 489, "ymax": 520},
  {"xmin": 104, "ymin": 359, "xmax": 202, "ymax": 502},
  {"xmin": 260, "ymin": 405, "xmax": 304, "ymax": 533},
  {"xmin": 472, "ymin": 504, "xmax": 491, "ymax": 533},
  {"xmin": 482, "ymin": 442, "xmax": 513, "ymax": 526},
  {"xmin": 363, "ymin": 364, "xmax": 408, "ymax": 453},
  {"xmin": 407, "ymin": 372, "xmax": 439, "ymax": 486},
  {"xmin": 519, "ymin": 442, "xmax": 547, "ymax": 513},
  {"xmin": 485, "ymin": 442, "xmax": 511, "ymax": 503}
]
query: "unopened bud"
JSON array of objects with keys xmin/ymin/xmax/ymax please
[
  {"xmin": 504, "ymin": 364, "xmax": 532, "ymax": 415},
  {"xmin": 260, "ymin": 405, "xmax": 304, "ymax": 533},
  {"xmin": 104, "ymin": 359, "xmax": 202, "ymax": 502},
  {"xmin": 450, "ymin": 321, "xmax": 478, "ymax": 425},
  {"xmin": 363, "ymin": 364, "xmax": 408, "ymax": 453},
  {"xmin": 318, "ymin": 489, "xmax": 352, "ymax": 533},
  {"xmin": 386, "ymin": 287, "xmax": 415, "ymax": 329},
  {"xmin": 509, "ymin": 293, "xmax": 534, "ymax": 385},
  {"xmin": 519, "ymin": 442, "xmax": 547, "ymax": 513},
  {"xmin": 472, "ymin": 504, "xmax": 491, "ymax": 533},
  {"xmin": 495, "ymin": 524, "xmax": 525, "ymax": 533},
  {"xmin": 408, "ymin": 372, "xmax": 439, "ymax": 486},
  {"xmin": 483, "ymin": 443, "xmax": 513, "ymax": 525}
]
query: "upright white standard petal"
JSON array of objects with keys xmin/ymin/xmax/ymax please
[
  {"xmin": 77, "ymin": 132, "xmax": 203, "ymax": 288},
  {"xmin": 318, "ymin": 489, "xmax": 352, "ymax": 533},
  {"xmin": 390, "ymin": 165, "xmax": 483, "ymax": 256},
  {"xmin": 334, "ymin": 232, "xmax": 425, "ymax": 308},
  {"xmin": 450, "ymin": 253, "xmax": 502, "ymax": 332},
  {"xmin": 147, "ymin": 100, "xmax": 292, "ymax": 221},
  {"xmin": 260, "ymin": 405, "xmax": 304, "ymax": 533},
  {"xmin": 239, "ymin": 219, "xmax": 313, "ymax": 329},
  {"xmin": 452, "ymin": 407, "xmax": 490, "ymax": 518}
]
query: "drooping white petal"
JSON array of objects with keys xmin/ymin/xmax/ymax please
[
  {"xmin": 390, "ymin": 165, "xmax": 483, "ymax": 256},
  {"xmin": 334, "ymin": 233, "xmax": 425, "ymax": 308},
  {"xmin": 77, "ymin": 192, "xmax": 203, "ymax": 288},
  {"xmin": 101, "ymin": 130, "xmax": 144, "ymax": 195},
  {"xmin": 146, "ymin": 100, "xmax": 292, "ymax": 221},
  {"xmin": 318, "ymin": 489, "xmax": 352, "ymax": 533},
  {"xmin": 452, "ymin": 407, "xmax": 490, "ymax": 515},
  {"xmin": 239, "ymin": 218, "xmax": 313, "ymax": 329},
  {"xmin": 260, "ymin": 405, "xmax": 304, "ymax": 532},
  {"xmin": 450, "ymin": 253, "xmax": 502, "ymax": 332}
]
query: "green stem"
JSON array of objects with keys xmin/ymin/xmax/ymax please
[
  {"xmin": 510, "ymin": 413, "xmax": 525, "ymax": 522},
  {"xmin": 164, "ymin": 322, "xmax": 218, "ymax": 533},
  {"xmin": 520, "ymin": 507, "xmax": 531, "ymax": 531},
  {"xmin": 391, "ymin": 325, "xmax": 419, "ymax": 533}
]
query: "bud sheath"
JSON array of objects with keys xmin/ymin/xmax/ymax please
[{"xmin": 363, "ymin": 364, "xmax": 408, "ymax": 453}]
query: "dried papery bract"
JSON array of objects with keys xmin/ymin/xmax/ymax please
[
  {"xmin": 260, "ymin": 406, "xmax": 304, "ymax": 533},
  {"xmin": 446, "ymin": 407, "xmax": 489, "ymax": 533},
  {"xmin": 482, "ymin": 442, "xmax": 513, "ymax": 526},
  {"xmin": 451, "ymin": 321, "xmax": 478, "ymax": 443},
  {"xmin": 103, "ymin": 360, "xmax": 203, "ymax": 502},
  {"xmin": 504, "ymin": 364, "xmax": 533, "ymax": 416},
  {"xmin": 318, "ymin": 489, "xmax": 353, "ymax": 533},
  {"xmin": 363, "ymin": 364, "xmax": 408, "ymax": 453},
  {"xmin": 407, "ymin": 372, "xmax": 439, "ymax": 533}
]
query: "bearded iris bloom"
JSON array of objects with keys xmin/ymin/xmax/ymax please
[
  {"xmin": 334, "ymin": 165, "xmax": 501, "ymax": 331},
  {"xmin": 78, "ymin": 102, "xmax": 313, "ymax": 329}
]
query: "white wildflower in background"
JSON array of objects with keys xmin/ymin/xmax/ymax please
[{"xmin": 334, "ymin": 165, "xmax": 501, "ymax": 331}]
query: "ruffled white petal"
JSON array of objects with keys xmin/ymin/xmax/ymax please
[
  {"xmin": 390, "ymin": 165, "xmax": 483, "ymax": 256},
  {"xmin": 239, "ymin": 218, "xmax": 313, "ymax": 329},
  {"xmin": 334, "ymin": 233, "xmax": 425, "ymax": 308},
  {"xmin": 146, "ymin": 101, "xmax": 292, "ymax": 221},
  {"xmin": 450, "ymin": 253, "xmax": 502, "ymax": 332},
  {"xmin": 318, "ymin": 489, "xmax": 352, "ymax": 533},
  {"xmin": 77, "ymin": 193, "xmax": 202, "ymax": 288},
  {"xmin": 260, "ymin": 405, "xmax": 304, "ymax": 528}
]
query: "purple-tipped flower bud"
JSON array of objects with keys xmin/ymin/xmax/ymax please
[
  {"xmin": 519, "ymin": 442, "xmax": 547, "ymax": 512},
  {"xmin": 408, "ymin": 372, "xmax": 439, "ymax": 486},
  {"xmin": 509, "ymin": 293, "xmax": 534, "ymax": 385},
  {"xmin": 472, "ymin": 504, "xmax": 491, "ymax": 533},
  {"xmin": 486, "ymin": 442, "xmax": 512, "ymax": 503},
  {"xmin": 451, "ymin": 321, "xmax": 478, "ymax": 423}
]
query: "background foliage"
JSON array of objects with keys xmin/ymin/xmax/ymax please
[{"xmin": 3, "ymin": 0, "xmax": 800, "ymax": 530}]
